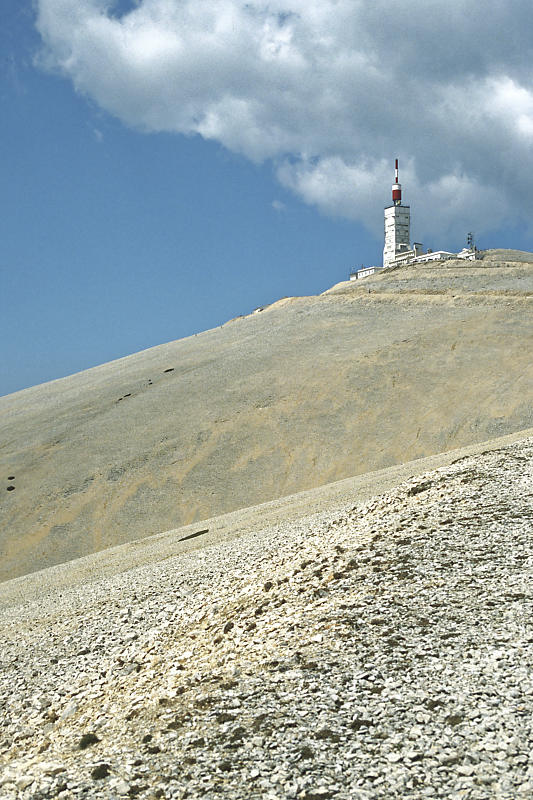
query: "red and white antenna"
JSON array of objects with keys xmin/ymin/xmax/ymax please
[{"xmin": 392, "ymin": 158, "xmax": 402, "ymax": 205}]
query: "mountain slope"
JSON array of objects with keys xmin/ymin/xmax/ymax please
[
  {"xmin": 1, "ymin": 434, "xmax": 531, "ymax": 799},
  {"xmin": 1, "ymin": 249, "xmax": 532, "ymax": 580}
]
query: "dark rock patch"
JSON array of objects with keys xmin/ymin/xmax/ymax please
[
  {"xmin": 407, "ymin": 480, "xmax": 433, "ymax": 496},
  {"xmin": 178, "ymin": 528, "xmax": 209, "ymax": 543},
  {"xmin": 79, "ymin": 733, "xmax": 100, "ymax": 749},
  {"xmin": 91, "ymin": 763, "xmax": 111, "ymax": 780}
]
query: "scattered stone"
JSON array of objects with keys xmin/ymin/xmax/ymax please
[
  {"xmin": 314, "ymin": 727, "xmax": 340, "ymax": 742},
  {"xmin": 91, "ymin": 763, "xmax": 111, "ymax": 780},
  {"xmin": 0, "ymin": 439, "xmax": 531, "ymax": 799},
  {"xmin": 215, "ymin": 712, "xmax": 237, "ymax": 724},
  {"xmin": 40, "ymin": 761, "xmax": 66, "ymax": 775},
  {"xmin": 446, "ymin": 713, "xmax": 464, "ymax": 727},
  {"xmin": 16, "ymin": 776, "xmax": 34, "ymax": 790},
  {"xmin": 78, "ymin": 733, "xmax": 100, "ymax": 749}
]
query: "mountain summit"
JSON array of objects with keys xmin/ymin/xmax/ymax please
[{"xmin": 1, "ymin": 249, "xmax": 532, "ymax": 581}]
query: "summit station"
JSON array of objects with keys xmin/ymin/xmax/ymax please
[{"xmin": 351, "ymin": 160, "xmax": 478, "ymax": 280}]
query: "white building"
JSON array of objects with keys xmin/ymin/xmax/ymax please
[
  {"xmin": 383, "ymin": 159, "xmax": 412, "ymax": 268},
  {"xmin": 412, "ymin": 247, "xmax": 478, "ymax": 263},
  {"xmin": 350, "ymin": 265, "xmax": 381, "ymax": 281},
  {"xmin": 349, "ymin": 161, "xmax": 479, "ymax": 280},
  {"xmin": 381, "ymin": 159, "xmax": 478, "ymax": 268}
]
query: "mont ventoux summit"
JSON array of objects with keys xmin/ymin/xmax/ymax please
[
  {"xmin": 1, "ymin": 162, "xmax": 531, "ymax": 581},
  {"xmin": 0, "ymin": 162, "xmax": 532, "ymax": 800}
]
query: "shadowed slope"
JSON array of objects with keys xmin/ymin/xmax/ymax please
[{"xmin": 1, "ymin": 249, "xmax": 532, "ymax": 580}]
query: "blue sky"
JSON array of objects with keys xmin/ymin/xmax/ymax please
[{"xmin": 2, "ymin": 0, "xmax": 533, "ymax": 396}]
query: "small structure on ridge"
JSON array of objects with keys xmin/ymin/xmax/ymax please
[
  {"xmin": 382, "ymin": 159, "xmax": 478, "ymax": 268},
  {"xmin": 350, "ymin": 160, "xmax": 479, "ymax": 280}
]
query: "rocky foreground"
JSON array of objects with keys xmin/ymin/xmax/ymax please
[{"xmin": 1, "ymin": 438, "xmax": 532, "ymax": 799}]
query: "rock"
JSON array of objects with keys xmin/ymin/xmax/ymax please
[
  {"xmin": 230, "ymin": 726, "xmax": 246, "ymax": 741},
  {"xmin": 446, "ymin": 713, "xmax": 464, "ymax": 727},
  {"xmin": 301, "ymin": 789, "xmax": 336, "ymax": 800},
  {"xmin": 386, "ymin": 752, "xmax": 402, "ymax": 763},
  {"xmin": 60, "ymin": 701, "xmax": 78, "ymax": 720},
  {"xmin": 350, "ymin": 717, "xmax": 373, "ymax": 731},
  {"xmin": 78, "ymin": 733, "xmax": 100, "ymax": 749},
  {"xmin": 315, "ymin": 727, "xmax": 340, "ymax": 742},
  {"xmin": 91, "ymin": 763, "xmax": 111, "ymax": 780},
  {"xmin": 16, "ymin": 775, "xmax": 34, "ymax": 790},
  {"xmin": 215, "ymin": 712, "xmax": 237, "ymax": 724},
  {"xmin": 40, "ymin": 761, "xmax": 66, "ymax": 775}
]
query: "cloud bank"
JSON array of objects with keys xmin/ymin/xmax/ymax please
[{"xmin": 36, "ymin": 0, "xmax": 533, "ymax": 243}]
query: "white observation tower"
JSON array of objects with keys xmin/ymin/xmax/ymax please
[{"xmin": 383, "ymin": 159, "xmax": 411, "ymax": 267}]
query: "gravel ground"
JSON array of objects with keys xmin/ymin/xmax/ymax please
[{"xmin": 1, "ymin": 437, "xmax": 532, "ymax": 799}]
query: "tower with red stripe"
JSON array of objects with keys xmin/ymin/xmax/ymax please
[{"xmin": 383, "ymin": 159, "xmax": 411, "ymax": 267}]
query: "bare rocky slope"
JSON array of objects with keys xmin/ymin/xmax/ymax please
[
  {"xmin": 1, "ymin": 249, "xmax": 533, "ymax": 580},
  {"xmin": 0, "ymin": 432, "xmax": 531, "ymax": 799}
]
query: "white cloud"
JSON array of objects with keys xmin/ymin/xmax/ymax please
[{"xmin": 35, "ymin": 0, "xmax": 533, "ymax": 242}]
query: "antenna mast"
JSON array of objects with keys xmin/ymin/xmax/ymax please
[{"xmin": 392, "ymin": 159, "xmax": 402, "ymax": 205}]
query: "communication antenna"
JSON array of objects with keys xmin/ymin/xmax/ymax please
[
  {"xmin": 392, "ymin": 159, "xmax": 402, "ymax": 205},
  {"xmin": 467, "ymin": 232, "xmax": 474, "ymax": 250}
]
